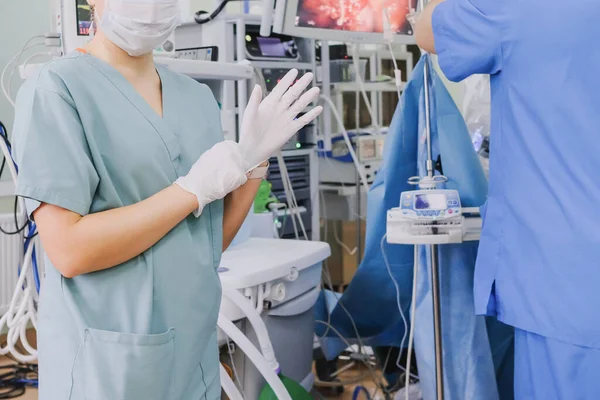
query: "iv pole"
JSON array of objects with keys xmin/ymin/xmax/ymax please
[{"xmin": 420, "ymin": 0, "xmax": 445, "ymax": 398}]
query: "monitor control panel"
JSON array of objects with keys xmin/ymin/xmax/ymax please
[
  {"xmin": 245, "ymin": 27, "xmax": 299, "ymax": 61},
  {"xmin": 399, "ymin": 190, "xmax": 462, "ymax": 220}
]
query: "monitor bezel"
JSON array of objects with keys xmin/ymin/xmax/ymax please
[{"xmin": 276, "ymin": 0, "xmax": 417, "ymax": 45}]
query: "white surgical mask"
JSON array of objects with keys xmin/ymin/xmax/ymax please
[{"xmin": 99, "ymin": 0, "xmax": 181, "ymax": 57}]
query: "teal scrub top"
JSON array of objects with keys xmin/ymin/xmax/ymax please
[{"xmin": 13, "ymin": 52, "xmax": 224, "ymax": 400}]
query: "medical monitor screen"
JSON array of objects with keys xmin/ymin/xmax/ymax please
[
  {"xmin": 76, "ymin": 0, "xmax": 92, "ymax": 36},
  {"xmin": 257, "ymin": 37, "xmax": 287, "ymax": 57},
  {"xmin": 415, "ymin": 194, "xmax": 447, "ymax": 210},
  {"xmin": 295, "ymin": 0, "xmax": 417, "ymax": 35}
]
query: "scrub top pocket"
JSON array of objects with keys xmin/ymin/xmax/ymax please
[{"xmin": 82, "ymin": 327, "xmax": 176, "ymax": 400}]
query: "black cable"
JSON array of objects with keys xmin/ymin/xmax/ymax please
[
  {"xmin": 193, "ymin": 0, "xmax": 230, "ymax": 24},
  {"xmin": 0, "ymin": 157, "xmax": 6, "ymax": 179},
  {"xmin": 0, "ymin": 192, "xmax": 28, "ymax": 236},
  {"xmin": 0, "ymin": 121, "xmax": 35, "ymax": 237},
  {"xmin": 0, "ymin": 363, "xmax": 38, "ymax": 399}
]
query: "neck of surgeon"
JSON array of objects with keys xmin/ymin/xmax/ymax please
[{"xmin": 86, "ymin": 30, "xmax": 155, "ymax": 77}]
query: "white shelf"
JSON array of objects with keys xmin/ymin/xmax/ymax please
[
  {"xmin": 251, "ymin": 61, "xmax": 314, "ymax": 71},
  {"xmin": 331, "ymin": 81, "xmax": 404, "ymax": 93},
  {"xmin": 155, "ymin": 58, "xmax": 253, "ymax": 81}
]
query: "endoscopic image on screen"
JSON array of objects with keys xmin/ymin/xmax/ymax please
[
  {"xmin": 77, "ymin": 0, "xmax": 92, "ymax": 36},
  {"xmin": 295, "ymin": 0, "xmax": 416, "ymax": 35}
]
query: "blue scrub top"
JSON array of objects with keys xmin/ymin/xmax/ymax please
[
  {"xmin": 13, "ymin": 52, "xmax": 224, "ymax": 399},
  {"xmin": 433, "ymin": 0, "xmax": 600, "ymax": 348}
]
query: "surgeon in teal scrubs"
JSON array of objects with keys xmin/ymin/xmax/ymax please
[
  {"xmin": 416, "ymin": 1, "xmax": 600, "ymax": 398},
  {"xmin": 11, "ymin": 0, "xmax": 321, "ymax": 399}
]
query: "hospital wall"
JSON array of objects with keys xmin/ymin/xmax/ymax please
[{"xmin": 0, "ymin": 0, "xmax": 52, "ymax": 211}]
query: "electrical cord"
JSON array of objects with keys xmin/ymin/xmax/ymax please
[
  {"xmin": 0, "ymin": 121, "xmax": 40, "ymax": 362},
  {"xmin": 193, "ymin": 0, "xmax": 230, "ymax": 24},
  {"xmin": 225, "ymin": 339, "xmax": 246, "ymax": 398},
  {"xmin": 320, "ymin": 95, "xmax": 370, "ymax": 193},
  {"xmin": 0, "ymin": 196, "xmax": 28, "ymax": 236},
  {"xmin": 350, "ymin": 44, "xmax": 381, "ymax": 135},
  {"xmin": 380, "ymin": 234, "xmax": 409, "ymax": 370},
  {"xmin": 323, "ymin": 155, "xmax": 367, "ymax": 221},
  {"xmin": 316, "ymin": 219, "xmax": 388, "ymax": 394},
  {"xmin": 0, "ymin": 122, "xmax": 18, "ymax": 184},
  {"xmin": 318, "ymin": 193, "xmax": 389, "ymax": 396},
  {"xmin": 0, "ymin": 124, "xmax": 36, "ymax": 238},
  {"xmin": 315, "ymin": 320, "xmax": 386, "ymax": 393},
  {"xmin": 276, "ymin": 152, "xmax": 309, "ymax": 240},
  {"xmin": 7, "ymin": 51, "xmax": 51, "ymax": 97},
  {"xmin": 0, "ymin": 363, "xmax": 38, "ymax": 399},
  {"xmin": 1, "ymin": 36, "xmax": 45, "ymax": 107},
  {"xmin": 319, "ymin": 190, "xmax": 358, "ymax": 256}
]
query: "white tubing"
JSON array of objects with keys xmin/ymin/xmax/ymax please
[
  {"xmin": 222, "ymin": 286, "xmax": 279, "ymax": 372},
  {"xmin": 351, "ymin": 44, "xmax": 381, "ymax": 134},
  {"xmin": 405, "ymin": 245, "xmax": 420, "ymax": 400},
  {"xmin": 0, "ymin": 243, "xmax": 38, "ymax": 362},
  {"xmin": 218, "ymin": 315, "xmax": 292, "ymax": 400},
  {"xmin": 0, "ymin": 121, "xmax": 28, "ymax": 228},
  {"xmin": 320, "ymin": 95, "xmax": 371, "ymax": 194},
  {"xmin": 220, "ymin": 363, "xmax": 244, "ymax": 400}
]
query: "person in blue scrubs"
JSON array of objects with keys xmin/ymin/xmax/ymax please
[
  {"xmin": 11, "ymin": 0, "xmax": 321, "ymax": 399},
  {"xmin": 415, "ymin": 1, "xmax": 600, "ymax": 398}
]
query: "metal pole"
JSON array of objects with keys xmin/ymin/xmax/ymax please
[
  {"xmin": 423, "ymin": 61, "xmax": 434, "ymax": 179},
  {"xmin": 421, "ymin": 20, "xmax": 443, "ymax": 399},
  {"xmin": 419, "ymin": 0, "xmax": 443, "ymax": 397},
  {"xmin": 429, "ymin": 244, "xmax": 444, "ymax": 400},
  {"xmin": 356, "ymin": 171, "xmax": 362, "ymax": 266}
]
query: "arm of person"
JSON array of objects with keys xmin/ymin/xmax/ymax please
[
  {"xmin": 13, "ymin": 82, "xmax": 239, "ymax": 279},
  {"xmin": 33, "ymin": 184, "xmax": 198, "ymax": 278},
  {"xmin": 414, "ymin": 0, "xmax": 445, "ymax": 54},
  {"xmin": 222, "ymin": 176, "xmax": 263, "ymax": 252},
  {"xmin": 413, "ymin": 0, "xmax": 506, "ymax": 82}
]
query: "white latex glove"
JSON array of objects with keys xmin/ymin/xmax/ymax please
[
  {"xmin": 175, "ymin": 140, "xmax": 248, "ymax": 217},
  {"xmin": 239, "ymin": 69, "xmax": 324, "ymax": 170}
]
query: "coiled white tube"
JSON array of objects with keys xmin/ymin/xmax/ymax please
[
  {"xmin": 217, "ymin": 315, "xmax": 292, "ymax": 400},
  {"xmin": 222, "ymin": 286, "xmax": 279, "ymax": 372},
  {"xmin": 0, "ymin": 243, "xmax": 38, "ymax": 363}
]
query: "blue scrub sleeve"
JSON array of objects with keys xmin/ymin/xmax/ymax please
[
  {"xmin": 13, "ymin": 81, "xmax": 99, "ymax": 217},
  {"xmin": 432, "ymin": 0, "xmax": 505, "ymax": 82}
]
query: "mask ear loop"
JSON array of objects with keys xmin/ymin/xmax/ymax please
[{"xmin": 89, "ymin": 5, "xmax": 97, "ymax": 39}]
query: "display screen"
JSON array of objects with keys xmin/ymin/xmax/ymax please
[
  {"xmin": 415, "ymin": 194, "xmax": 447, "ymax": 210},
  {"xmin": 257, "ymin": 37, "xmax": 286, "ymax": 57},
  {"xmin": 76, "ymin": 0, "xmax": 92, "ymax": 36},
  {"xmin": 295, "ymin": 0, "xmax": 417, "ymax": 35}
]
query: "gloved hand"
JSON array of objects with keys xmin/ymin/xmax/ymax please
[
  {"xmin": 175, "ymin": 140, "xmax": 248, "ymax": 217},
  {"xmin": 239, "ymin": 69, "xmax": 323, "ymax": 170}
]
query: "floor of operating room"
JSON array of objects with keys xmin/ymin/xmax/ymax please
[{"xmin": 1, "ymin": 351, "xmax": 381, "ymax": 400}]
